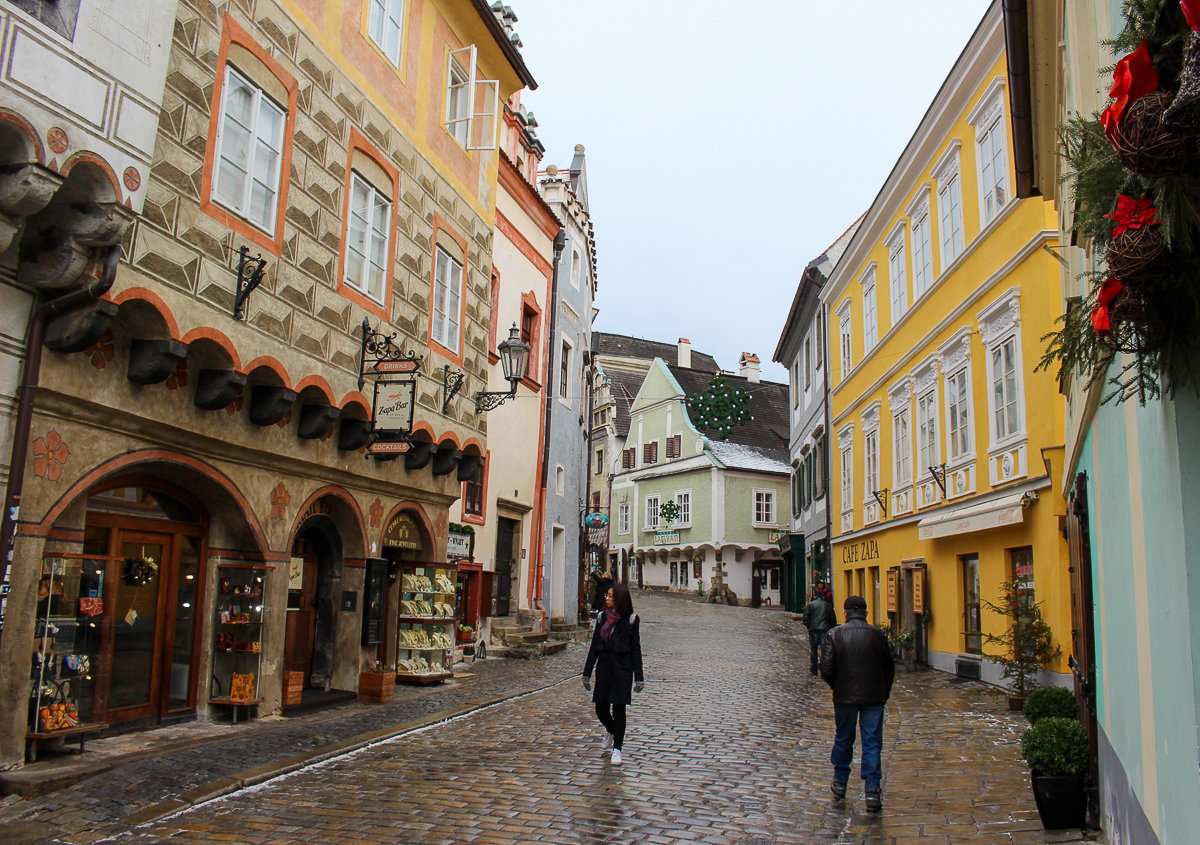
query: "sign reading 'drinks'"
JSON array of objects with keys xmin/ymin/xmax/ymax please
[
  {"xmin": 373, "ymin": 379, "xmax": 415, "ymax": 433},
  {"xmin": 841, "ymin": 539, "xmax": 880, "ymax": 564}
]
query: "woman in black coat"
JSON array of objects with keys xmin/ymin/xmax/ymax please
[{"xmin": 582, "ymin": 583, "xmax": 644, "ymax": 765}]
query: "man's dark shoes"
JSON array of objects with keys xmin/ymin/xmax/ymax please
[
  {"xmin": 830, "ymin": 779, "xmax": 847, "ymax": 800},
  {"xmin": 865, "ymin": 789, "xmax": 882, "ymax": 812}
]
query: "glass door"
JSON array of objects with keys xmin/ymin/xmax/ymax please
[{"xmin": 108, "ymin": 532, "xmax": 172, "ymax": 720}]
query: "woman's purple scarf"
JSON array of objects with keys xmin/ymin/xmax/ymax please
[{"xmin": 599, "ymin": 608, "xmax": 620, "ymax": 640}]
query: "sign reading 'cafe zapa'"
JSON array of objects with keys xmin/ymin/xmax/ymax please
[{"xmin": 840, "ymin": 538, "xmax": 880, "ymax": 565}]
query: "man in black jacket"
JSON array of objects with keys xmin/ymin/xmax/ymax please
[
  {"xmin": 802, "ymin": 587, "xmax": 837, "ymax": 675},
  {"xmin": 819, "ymin": 595, "xmax": 895, "ymax": 812}
]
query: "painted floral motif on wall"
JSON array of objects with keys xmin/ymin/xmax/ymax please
[
  {"xmin": 164, "ymin": 359, "xmax": 188, "ymax": 390},
  {"xmin": 86, "ymin": 331, "xmax": 115, "ymax": 369},
  {"xmin": 32, "ymin": 431, "xmax": 70, "ymax": 480},
  {"xmin": 369, "ymin": 498, "xmax": 384, "ymax": 528}
]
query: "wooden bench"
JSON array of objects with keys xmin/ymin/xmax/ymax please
[
  {"xmin": 25, "ymin": 722, "xmax": 108, "ymax": 763},
  {"xmin": 209, "ymin": 698, "xmax": 263, "ymax": 724}
]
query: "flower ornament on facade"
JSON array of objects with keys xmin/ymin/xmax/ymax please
[
  {"xmin": 87, "ymin": 331, "xmax": 115, "ymax": 370},
  {"xmin": 270, "ymin": 482, "xmax": 290, "ymax": 518},
  {"xmin": 1100, "ymin": 40, "xmax": 1159, "ymax": 141},
  {"xmin": 1104, "ymin": 194, "xmax": 1160, "ymax": 237},
  {"xmin": 1092, "ymin": 279, "xmax": 1125, "ymax": 334},
  {"xmin": 369, "ymin": 498, "xmax": 384, "ymax": 528},
  {"xmin": 32, "ymin": 431, "xmax": 70, "ymax": 480}
]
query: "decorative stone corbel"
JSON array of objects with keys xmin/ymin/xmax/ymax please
[
  {"xmin": 297, "ymin": 404, "xmax": 339, "ymax": 439},
  {"xmin": 194, "ymin": 369, "xmax": 246, "ymax": 410},
  {"xmin": 248, "ymin": 385, "xmax": 297, "ymax": 426},
  {"xmin": 431, "ymin": 447, "xmax": 463, "ymax": 477},
  {"xmin": 43, "ymin": 299, "xmax": 119, "ymax": 352},
  {"xmin": 0, "ymin": 162, "xmax": 62, "ymax": 255},
  {"xmin": 337, "ymin": 418, "xmax": 373, "ymax": 452},
  {"xmin": 403, "ymin": 440, "xmax": 437, "ymax": 470},
  {"xmin": 127, "ymin": 339, "xmax": 188, "ymax": 385}
]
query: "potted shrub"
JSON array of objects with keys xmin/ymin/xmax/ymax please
[
  {"xmin": 1021, "ymin": 716, "xmax": 1088, "ymax": 830},
  {"xmin": 888, "ymin": 627, "xmax": 918, "ymax": 670},
  {"xmin": 982, "ymin": 581, "xmax": 1061, "ymax": 709},
  {"xmin": 457, "ymin": 623, "xmax": 475, "ymax": 643},
  {"xmin": 1023, "ymin": 685, "xmax": 1077, "ymax": 725},
  {"xmin": 357, "ymin": 661, "xmax": 395, "ymax": 703}
]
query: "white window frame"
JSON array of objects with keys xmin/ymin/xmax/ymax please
[
  {"xmin": 908, "ymin": 189, "xmax": 934, "ymax": 299},
  {"xmin": 838, "ymin": 301, "xmax": 852, "ymax": 379},
  {"xmin": 933, "ymin": 142, "xmax": 965, "ymax": 266},
  {"xmin": 344, "ymin": 172, "xmax": 391, "ymax": 304},
  {"xmin": 445, "ymin": 46, "xmax": 499, "ymax": 151},
  {"xmin": 752, "ymin": 489, "xmax": 775, "ymax": 526},
  {"xmin": 792, "ymin": 458, "xmax": 804, "ymax": 516},
  {"xmin": 803, "ymin": 336, "xmax": 812, "ymax": 391},
  {"xmin": 570, "ymin": 247, "xmax": 581, "ymax": 289},
  {"xmin": 432, "ymin": 245, "xmax": 462, "ymax": 353},
  {"xmin": 979, "ymin": 290, "xmax": 1025, "ymax": 447},
  {"xmin": 555, "ymin": 465, "xmax": 564, "ymax": 496},
  {"xmin": 840, "ymin": 444, "xmax": 853, "ymax": 517},
  {"xmin": 969, "ymin": 78, "xmax": 1011, "ymax": 226},
  {"xmin": 945, "ymin": 366, "xmax": 972, "ymax": 461},
  {"xmin": 917, "ymin": 388, "xmax": 940, "ymax": 475},
  {"xmin": 990, "ymin": 335, "xmax": 1022, "ymax": 442},
  {"xmin": 860, "ymin": 265, "xmax": 878, "ymax": 351},
  {"xmin": 674, "ymin": 490, "xmax": 692, "ymax": 527},
  {"xmin": 814, "ymin": 308, "xmax": 824, "ymax": 370},
  {"xmin": 813, "ymin": 431, "xmax": 826, "ymax": 499},
  {"xmin": 367, "ymin": 0, "xmax": 405, "ymax": 67},
  {"xmin": 893, "ymin": 407, "xmax": 912, "ymax": 487},
  {"xmin": 645, "ymin": 495, "xmax": 660, "ymax": 531},
  {"xmin": 886, "ymin": 223, "xmax": 908, "ymax": 323},
  {"xmin": 864, "ymin": 429, "xmax": 879, "ymax": 502},
  {"xmin": 558, "ymin": 336, "xmax": 574, "ymax": 408},
  {"xmin": 618, "ymin": 501, "xmax": 630, "ymax": 535},
  {"xmin": 212, "ymin": 65, "xmax": 286, "ymax": 235}
]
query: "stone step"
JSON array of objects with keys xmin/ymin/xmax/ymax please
[
  {"xmin": 490, "ymin": 623, "xmax": 533, "ymax": 635},
  {"xmin": 489, "ymin": 639, "xmax": 569, "ymax": 659},
  {"xmin": 503, "ymin": 631, "xmax": 549, "ymax": 646}
]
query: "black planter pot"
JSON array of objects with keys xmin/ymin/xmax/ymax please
[{"xmin": 1030, "ymin": 773, "xmax": 1087, "ymax": 830}]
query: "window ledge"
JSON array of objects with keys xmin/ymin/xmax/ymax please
[{"xmin": 987, "ymin": 434, "xmax": 1027, "ymax": 455}]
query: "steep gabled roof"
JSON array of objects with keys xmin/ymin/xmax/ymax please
[
  {"xmin": 595, "ymin": 332, "xmax": 720, "ymax": 373},
  {"xmin": 667, "ymin": 366, "xmax": 791, "ymax": 457},
  {"xmin": 604, "ymin": 367, "xmax": 645, "ymax": 439}
]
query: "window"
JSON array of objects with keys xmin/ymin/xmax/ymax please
[
  {"xmin": 946, "ymin": 368, "xmax": 972, "ymax": 459},
  {"xmin": 1012, "ymin": 547, "xmax": 1035, "ymax": 609},
  {"xmin": 213, "ymin": 66, "xmax": 286, "ymax": 234},
  {"xmin": 555, "ymin": 466, "xmax": 564, "ymax": 495},
  {"xmin": 344, "ymin": 173, "xmax": 391, "ymax": 303},
  {"xmin": 559, "ymin": 338, "xmax": 572, "ymax": 398},
  {"xmin": 519, "ymin": 298, "xmax": 541, "ymax": 382},
  {"xmin": 664, "ymin": 434, "xmax": 682, "ymax": 459},
  {"xmin": 971, "ymin": 81, "xmax": 1010, "ymax": 224},
  {"xmin": 813, "ymin": 433, "xmax": 826, "ymax": 499},
  {"xmin": 935, "ymin": 146, "xmax": 965, "ymax": 265},
  {"xmin": 368, "ymin": 0, "xmax": 405, "ymax": 66},
  {"xmin": 463, "ymin": 459, "xmax": 484, "ymax": 518},
  {"xmin": 814, "ymin": 309, "xmax": 824, "ymax": 369},
  {"xmin": 753, "ymin": 490, "xmax": 775, "ymax": 525},
  {"xmin": 991, "ymin": 337, "xmax": 1021, "ymax": 440},
  {"xmin": 910, "ymin": 193, "xmax": 933, "ymax": 298},
  {"xmin": 840, "ymin": 445, "xmax": 853, "ymax": 514},
  {"xmin": 594, "ymin": 448, "xmax": 604, "ymax": 474},
  {"xmin": 570, "ymin": 248, "xmax": 581, "ymax": 289},
  {"xmin": 792, "ymin": 462, "xmax": 803, "ymax": 516},
  {"xmin": 962, "ymin": 554, "xmax": 981, "ymax": 654},
  {"xmin": 591, "ymin": 491, "xmax": 601, "ymax": 508},
  {"xmin": 893, "ymin": 408, "xmax": 911, "ymax": 487},
  {"xmin": 861, "ymin": 269, "xmax": 878, "ymax": 351},
  {"xmin": 592, "ymin": 407, "xmax": 609, "ymax": 427},
  {"xmin": 917, "ymin": 390, "xmax": 939, "ymax": 473},
  {"xmin": 864, "ymin": 430, "xmax": 879, "ymax": 500},
  {"xmin": 618, "ymin": 501, "xmax": 630, "ymax": 534},
  {"xmin": 887, "ymin": 228, "xmax": 908, "ymax": 321},
  {"xmin": 621, "ymin": 447, "xmax": 636, "ymax": 469},
  {"xmin": 838, "ymin": 303, "xmax": 852, "ymax": 379},
  {"xmin": 643, "ymin": 441, "xmax": 658, "ymax": 464},
  {"xmin": 444, "ymin": 46, "xmax": 499, "ymax": 150},
  {"xmin": 803, "ymin": 336, "xmax": 812, "ymax": 390},
  {"xmin": 675, "ymin": 491, "xmax": 691, "ymax": 526},
  {"xmin": 431, "ymin": 245, "xmax": 462, "ymax": 353},
  {"xmin": 645, "ymin": 496, "xmax": 660, "ymax": 530}
]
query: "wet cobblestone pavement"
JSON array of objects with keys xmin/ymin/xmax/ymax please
[{"xmin": 1, "ymin": 591, "xmax": 1102, "ymax": 844}]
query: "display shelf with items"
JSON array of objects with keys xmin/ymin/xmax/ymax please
[
  {"xmin": 210, "ymin": 563, "xmax": 270, "ymax": 721},
  {"xmin": 26, "ymin": 555, "xmax": 108, "ymax": 761},
  {"xmin": 395, "ymin": 563, "xmax": 458, "ymax": 684}
]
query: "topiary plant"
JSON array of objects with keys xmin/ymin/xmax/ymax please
[
  {"xmin": 1024, "ymin": 685, "xmax": 1078, "ymax": 725},
  {"xmin": 1021, "ymin": 716, "xmax": 1089, "ymax": 777}
]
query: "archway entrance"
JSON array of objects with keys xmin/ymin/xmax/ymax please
[
  {"xmin": 81, "ymin": 485, "xmax": 206, "ymax": 727},
  {"xmin": 286, "ymin": 516, "xmax": 342, "ymax": 693}
]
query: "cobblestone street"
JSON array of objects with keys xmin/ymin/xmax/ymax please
[{"xmin": 1, "ymin": 592, "xmax": 1100, "ymax": 844}]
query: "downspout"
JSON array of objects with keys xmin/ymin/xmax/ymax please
[
  {"xmin": 823, "ymin": 297, "xmax": 833, "ymax": 598},
  {"xmin": 1002, "ymin": 0, "xmax": 1037, "ymax": 198},
  {"xmin": 0, "ymin": 244, "xmax": 122, "ymax": 627},
  {"xmin": 579, "ymin": 349, "xmax": 595, "ymax": 622},
  {"xmin": 531, "ymin": 228, "xmax": 567, "ymax": 618}
]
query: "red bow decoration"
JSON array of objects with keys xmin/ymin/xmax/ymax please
[
  {"xmin": 1100, "ymin": 41, "xmax": 1159, "ymax": 140},
  {"xmin": 1104, "ymin": 195, "xmax": 1160, "ymax": 238},
  {"xmin": 1092, "ymin": 279, "xmax": 1125, "ymax": 333},
  {"xmin": 1183, "ymin": 0, "xmax": 1200, "ymax": 31}
]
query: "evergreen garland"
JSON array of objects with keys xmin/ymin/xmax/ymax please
[
  {"xmin": 1040, "ymin": 0, "xmax": 1200, "ymax": 403},
  {"xmin": 687, "ymin": 375, "xmax": 752, "ymax": 440}
]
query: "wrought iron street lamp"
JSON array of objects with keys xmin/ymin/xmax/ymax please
[{"xmin": 475, "ymin": 323, "xmax": 530, "ymax": 412}]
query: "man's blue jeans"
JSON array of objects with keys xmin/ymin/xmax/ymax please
[{"xmin": 832, "ymin": 703, "xmax": 885, "ymax": 790}]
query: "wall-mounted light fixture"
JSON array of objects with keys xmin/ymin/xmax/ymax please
[
  {"xmin": 442, "ymin": 324, "xmax": 531, "ymax": 413},
  {"xmin": 233, "ymin": 245, "xmax": 268, "ymax": 320}
]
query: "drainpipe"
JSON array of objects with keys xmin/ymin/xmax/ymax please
[
  {"xmin": 533, "ymin": 228, "xmax": 567, "ymax": 618},
  {"xmin": 0, "ymin": 244, "xmax": 122, "ymax": 628},
  {"xmin": 823, "ymin": 297, "xmax": 833, "ymax": 600},
  {"xmin": 579, "ymin": 347, "xmax": 595, "ymax": 621},
  {"xmin": 1002, "ymin": 0, "xmax": 1038, "ymax": 198}
]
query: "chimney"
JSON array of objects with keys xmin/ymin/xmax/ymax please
[
  {"xmin": 677, "ymin": 338, "xmax": 692, "ymax": 368},
  {"xmin": 739, "ymin": 352, "xmax": 761, "ymax": 384}
]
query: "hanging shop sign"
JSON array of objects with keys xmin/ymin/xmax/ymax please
[
  {"xmin": 654, "ymin": 530, "xmax": 679, "ymax": 545},
  {"xmin": 373, "ymin": 379, "xmax": 416, "ymax": 433},
  {"xmin": 447, "ymin": 531, "xmax": 472, "ymax": 560},
  {"xmin": 384, "ymin": 513, "xmax": 422, "ymax": 550},
  {"xmin": 886, "ymin": 569, "xmax": 899, "ymax": 614},
  {"xmin": 911, "ymin": 567, "xmax": 926, "ymax": 614},
  {"xmin": 584, "ymin": 512, "xmax": 609, "ymax": 528},
  {"xmin": 767, "ymin": 531, "xmax": 785, "ymax": 543}
]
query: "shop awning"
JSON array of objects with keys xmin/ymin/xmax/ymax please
[{"xmin": 916, "ymin": 492, "xmax": 1030, "ymax": 540}]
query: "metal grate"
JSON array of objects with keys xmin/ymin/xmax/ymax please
[{"xmin": 956, "ymin": 659, "xmax": 982, "ymax": 681}]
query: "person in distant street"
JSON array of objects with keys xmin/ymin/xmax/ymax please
[
  {"xmin": 589, "ymin": 567, "xmax": 614, "ymax": 617},
  {"xmin": 583, "ymin": 583, "xmax": 644, "ymax": 765},
  {"xmin": 819, "ymin": 595, "xmax": 895, "ymax": 813},
  {"xmin": 803, "ymin": 586, "xmax": 837, "ymax": 675}
]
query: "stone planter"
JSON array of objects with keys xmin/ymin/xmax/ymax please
[{"xmin": 357, "ymin": 671, "xmax": 395, "ymax": 703}]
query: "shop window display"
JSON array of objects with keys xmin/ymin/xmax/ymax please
[
  {"xmin": 210, "ymin": 563, "xmax": 269, "ymax": 719},
  {"xmin": 395, "ymin": 562, "xmax": 458, "ymax": 684}
]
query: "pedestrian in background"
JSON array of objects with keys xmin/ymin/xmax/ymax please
[
  {"xmin": 583, "ymin": 583, "xmax": 644, "ymax": 765},
  {"xmin": 589, "ymin": 567, "xmax": 614, "ymax": 618},
  {"xmin": 819, "ymin": 595, "xmax": 895, "ymax": 812},
  {"xmin": 803, "ymin": 585, "xmax": 837, "ymax": 675}
]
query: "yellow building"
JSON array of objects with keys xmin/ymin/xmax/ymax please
[{"xmin": 822, "ymin": 2, "xmax": 1069, "ymax": 687}]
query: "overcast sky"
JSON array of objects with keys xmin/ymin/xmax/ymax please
[{"xmin": 508, "ymin": 0, "xmax": 994, "ymax": 382}]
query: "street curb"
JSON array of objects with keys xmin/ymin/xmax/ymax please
[{"xmin": 117, "ymin": 680, "xmax": 570, "ymax": 828}]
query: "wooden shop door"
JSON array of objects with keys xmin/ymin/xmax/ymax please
[
  {"xmin": 106, "ymin": 531, "xmax": 174, "ymax": 723},
  {"xmin": 494, "ymin": 518, "xmax": 517, "ymax": 617},
  {"xmin": 284, "ymin": 545, "xmax": 319, "ymax": 684}
]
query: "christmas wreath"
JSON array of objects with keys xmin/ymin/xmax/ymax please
[
  {"xmin": 687, "ymin": 375, "xmax": 752, "ymax": 439},
  {"xmin": 123, "ymin": 555, "xmax": 158, "ymax": 586},
  {"xmin": 1040, "ymin": 0, "xmax": 1200, "ymax": 403}
]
